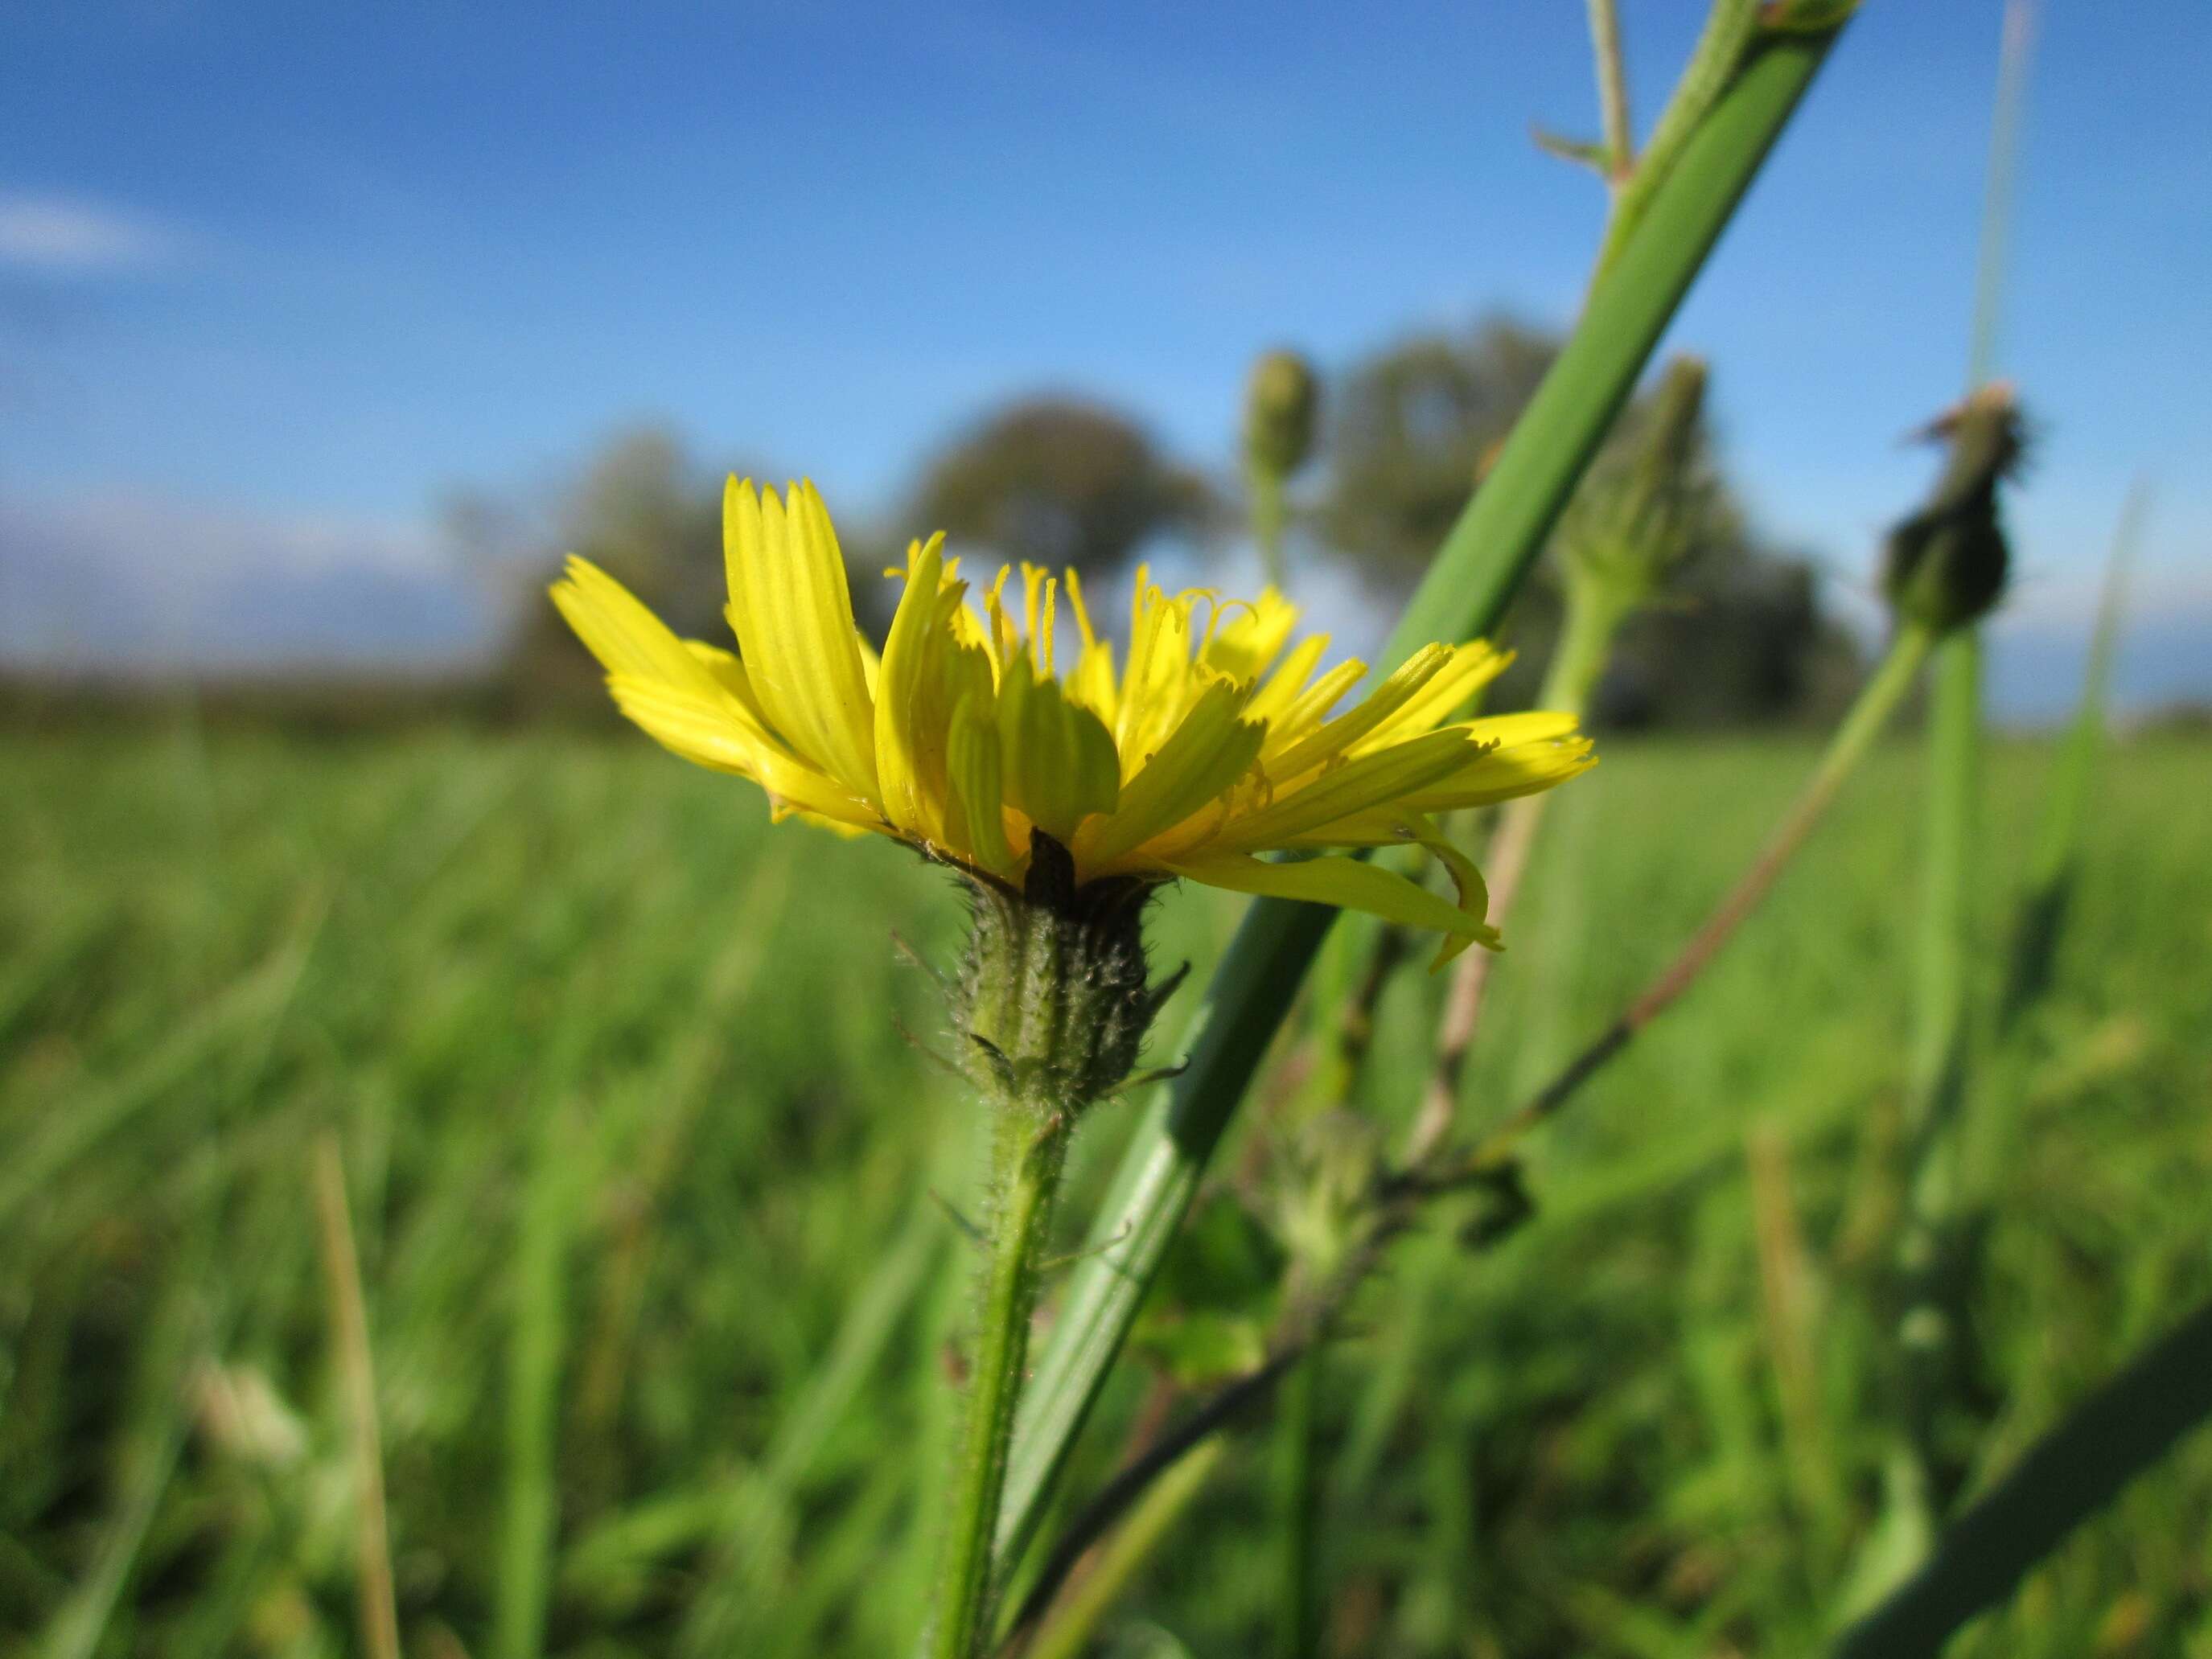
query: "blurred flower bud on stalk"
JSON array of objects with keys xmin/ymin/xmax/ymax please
[
  {"xmin": 1557, "ymin": 352, "xmax": 1711, "ymax": 612},
  {"xmin": 1244, "ymin": 348, "xmax": 1320, "ymax": 482},
  {"xmin": 1883, "ymin": 382, "xmax": 2026, "ymax": 635},
  {"xmin": 1244, "ymin": 348, "xmax": 1319, "ymax": 587}
]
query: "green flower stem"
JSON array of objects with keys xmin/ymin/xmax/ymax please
[
  {"xmin": 931, "ymin": 1112, "xmax": 1069, "ymax": 1659},
  {"xmin": 1249, "ymin": 464, "xmax": 1289, "ymax": 590},
  {"xmin": 930, "ymin": 845, "xmax": 1162, "ymax": 1657},
  {"xmin": 989, "ymin": 21, "xmax": 1850, "ymax": 1587}
]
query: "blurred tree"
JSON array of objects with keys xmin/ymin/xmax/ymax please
[
  {"xmin": 905, "ymin": 396, "xmax": 1215, "ymax": 585},
  {"xmin": 1321, "ymin": 316, "xmax": 1855, "ymax": 725},
  {"xmin": 470, "ymin": 426, "xmax": 745, "ymax": 712},
  {"xmin": 1322, "ymin": 318, "xmax": 1556, "ymax": 577}
]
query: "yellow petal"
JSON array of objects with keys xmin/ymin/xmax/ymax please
[
  {"xmin": 1257, "ymin": 655, "xmax": 1367, "ymax": 760},
  {"xmin": 1400, "ymin": 721, "xmax": 1597, "ymax": 811},
  {"xmin": 552, "ymin": 556, "xmax": 715, "ymax": 688},
  {"xmin": 1347, "ymin": 643, "xmax": 1513, "ymax": 755},
  {"xmin": 723, "ymin": 478, "xmax": 881, "ymax": 797},
  {"xmin": 946, "ymin": 692, "xmax": 1017, "ymax": 879},
  {"xmin": 1211, "ymin": 728, "xmax": 1486, "ymax": 852},
  {"xmin": 1240, "ymin": 634, "xmax": 1330, "ymax": 729},
  {"xmin": 1166, "ymin": 852, "xmax": 1500, "ymax": 962},
  {"xmin": 1079, "ymin": 680, "xmax": 1265, "ymax": 869},
  {"xmin": 1265, "ymin": 643, "xmax": 1457, "ymax": 780},
  {"xmin": 997, "ymin": 655, "xmax": 1122, "ymax": 842},
  {"xmin": 1115, "ymin": 577, "xmax": 1199, "ymax": 767},
  {"xmin": 604, "ymin": 674, "xmax": 878, "ymax": 829},
  {"xmin": 874, "ymin": 534, "xmax": 956, "ymax": 839}
]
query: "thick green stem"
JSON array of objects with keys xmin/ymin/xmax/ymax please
[
  {"xmin": 932, "ymin": 1118, "xmax": 1068, "ymax": 1659},
  {"xmin": 991, "ymin": 21, "xmax": 1850, "ymax": 1580},
  {"xmin": 930, "ymin": 847, "xmax": 1160, "ymax": 1659}
]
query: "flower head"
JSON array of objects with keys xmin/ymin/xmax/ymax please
[{"xmin": 553, "ymin": 478, "xmax": 1593, "ymax": 962}]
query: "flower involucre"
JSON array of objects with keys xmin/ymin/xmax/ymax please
[{"xmin": 553, "ymin": 478, "xmax": 1594, "ymax": 961}]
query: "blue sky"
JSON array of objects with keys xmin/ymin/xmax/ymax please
[{"xmin": 2, "ymin": 2, "xmax": 2208, "ymax": 717}]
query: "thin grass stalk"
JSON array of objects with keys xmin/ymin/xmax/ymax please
[
  {"xmin": 1592, "ymin": 0, "xmax": 1759, "ymax": 280},
  {"xmin": 990, "ymin": 23, "xmax": 1850, "ymax": 1582},
  {"xmin": 1745, "ymin": 1123, "xmax": 1849, "ymax": 1579},
  {"xmin": 499, "ymin": 1103, "xmax": 574, "ymax": 1659},
  {"xmin": 676, "ymin": 1196, "xmax": 950, "ymax": 1655},
  {"xmin": 37, "ymin": 1365, "xmax": 193, "ymax": 1659},
  {"xmin": 1832, "ymin": 1296, "xmax": 2212, "ymax": 1659},
  {"xmin": 1588, "ymin": 0, "xmax": 1634, "ymax": 187},
  {"xmin": 312, "ymin": 1134, "xmax": 403, "ymax": 1659},
  {"xmin": 1022, "ymin": 1438, "xmax": 1227, "ymax": 1659}
]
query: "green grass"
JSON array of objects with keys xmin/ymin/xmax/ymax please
[{"xmin": 3, "ymin": 723, "xmax": 2207, "ymax": 1657}]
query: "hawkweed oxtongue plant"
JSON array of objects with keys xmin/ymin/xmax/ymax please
[{"xmin": 549, "ymin": 478, "xmax": 1593, "ymax": 1656}]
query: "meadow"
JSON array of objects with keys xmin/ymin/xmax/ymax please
[{"xmin": 2, "ymin": 721, "xmax": 2206, "ymax": 1657}]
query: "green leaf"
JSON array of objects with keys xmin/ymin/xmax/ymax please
[{"xmin": 1832, "ymin": 1298, "xmax": 2212, "ymax": 1659}]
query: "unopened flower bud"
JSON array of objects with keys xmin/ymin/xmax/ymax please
[
  {"xmin": 1882, "ymin": 383, "xmax": 2025, "ymax": 635},
  {"xmin": 1558, "ymin": 353, "xmax": 1710, "ymax": 605},
  {"xmin": 1244, "ymin": 349, "xmax": 1320, "ymax": 483}
]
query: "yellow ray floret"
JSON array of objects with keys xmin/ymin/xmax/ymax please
[{"xmin": 551, "ymin": 478, "xmax": 1596, "ymax": 961}]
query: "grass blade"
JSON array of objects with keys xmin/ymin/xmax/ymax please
[
  {"xmin": 993, "ymin": 18, "xmax": 1853, "ymax": 1578},
  {"xmin": 1832, "ymin": 1296, "xmax": 2212, "ymax": 1659},
  {"xmin": 313, "ymin": 1132, "xmax": 404, "ymax": 1659}
]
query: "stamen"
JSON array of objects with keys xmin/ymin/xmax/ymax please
[
  {"xmin": 985, "ymin": 565, "xmax": 1015, "ymax": 669},
  {"xmin": 1064, "ymin": 568, "xmax": 1098, "ymax": 650},
  {"xmin": 1022, "ymin": 564, "xmax": 1046, "ymax": 672}
]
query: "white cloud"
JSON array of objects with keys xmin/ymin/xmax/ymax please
[
  {"xmin": 0, "ymin": 191, "xmax": 183, "ymax": 273},
  {"xmin": 0, "ymin": 489, "xmax": 492, "ymax": 671}
]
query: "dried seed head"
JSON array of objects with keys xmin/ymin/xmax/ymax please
[{"xmin": 1883, "ymin": 383, "xmax": 2028, "ymax": 635}]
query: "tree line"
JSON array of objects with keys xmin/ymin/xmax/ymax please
[{"xmin": 479, "ymin": 316, "xmax": 1858, "ymax": 729}]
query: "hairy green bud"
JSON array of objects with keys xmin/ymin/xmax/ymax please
[
  {"xmin": 951, "ymin": 835, "xmax": 1182, "ymax": 1122},
  {"xmin": 1883, "ymin": 384, "xmax": 2026, "ymax": 635},
  {"xmin": 1244, "ymin": 348, "xmax": 1321, "ymax": 483},
  {"xmin": 1557, "ymin": 352, "xmax": 1710, "ymax": 607}
]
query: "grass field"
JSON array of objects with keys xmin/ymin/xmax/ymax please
[{"xmin": 3, "ymin": 723, "xmax": 2207, "ymax": 1658}]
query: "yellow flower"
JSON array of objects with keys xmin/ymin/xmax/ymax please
[{"xmin": 553, "ymin": 478, "xmax": 1593, "ymax": 961}]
